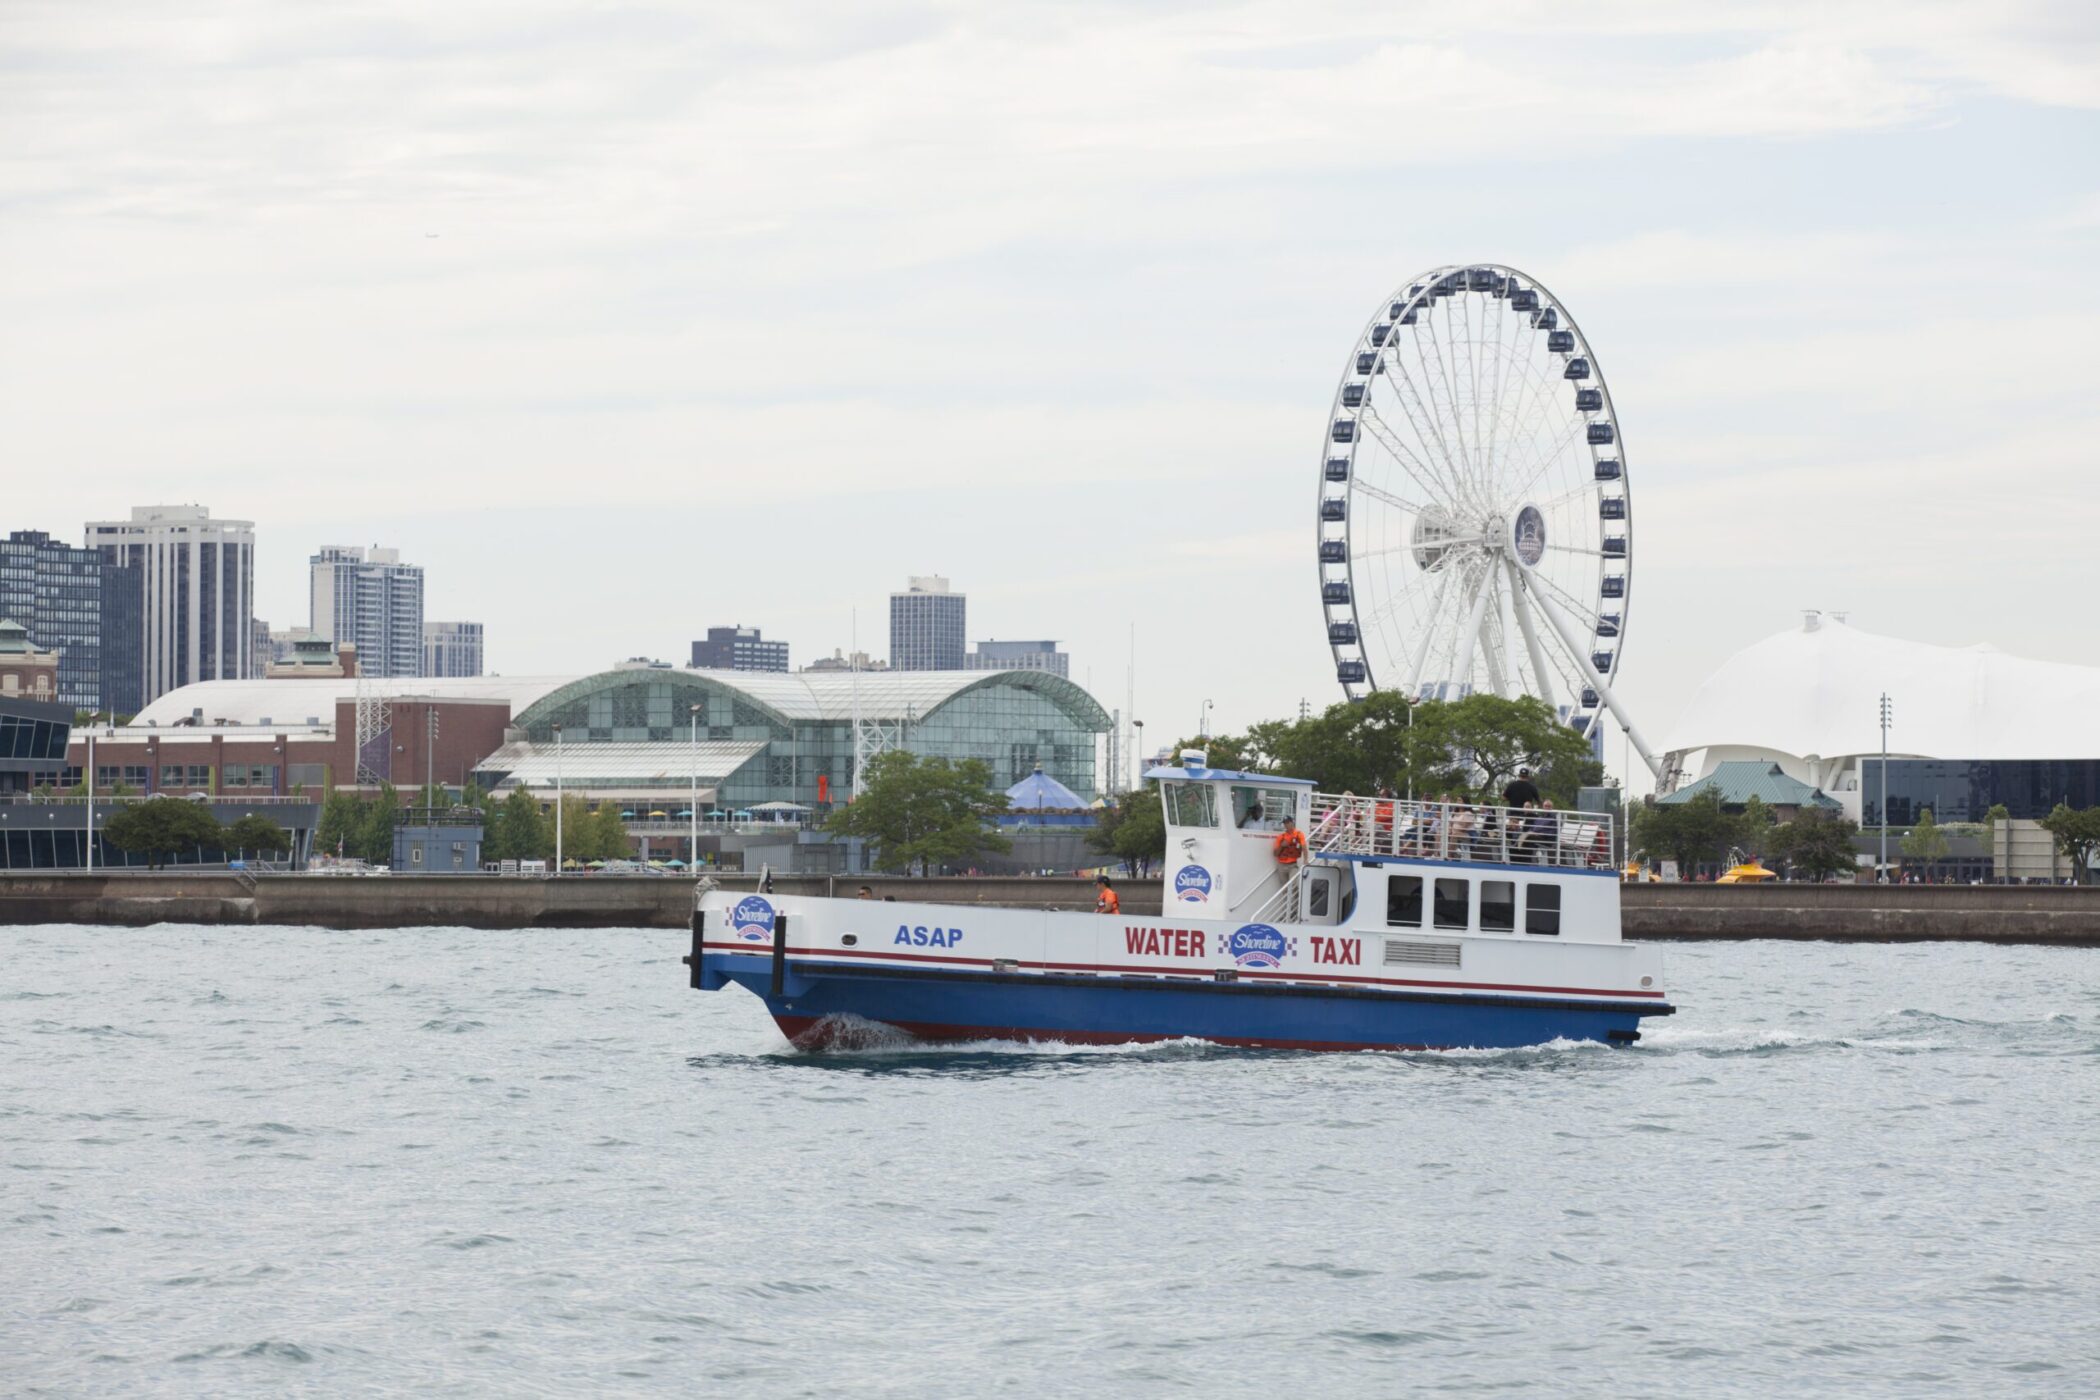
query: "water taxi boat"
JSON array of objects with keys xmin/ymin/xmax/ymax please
[{"xmin": 684, "ymin": 753, "xmax": 1674, "ymax": 1051}]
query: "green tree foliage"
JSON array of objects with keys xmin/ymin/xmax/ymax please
[
  {"xmin": 355, "ymin": 783, "xmax": 401, "ymax": 864},
  {"xmin": 103, "ymin": 797, "xmax": 223, "ymax": 870},
  {"xmin": 1165, "ymin": 733, "xmax": 1264, "ymax": 774},
  {"xmin": 1415, "ymin": 694, "xmax": 1599, "ymax": 804},
  {"xmin": 2039, "ymin": 803, "xmax": 2100, "ymax": 884},
  {"xmin": 1736, "ymin": 795, "xmax": 1774, "ymax": 859},
  {"xmin": 315, "ymin": 790, "xmax": 363, "ymax": 858},
  {"xmin": 1629, "ymin": 790, "xmax": 1739, "ymax": 872},
  {"xmin": 1088, "ymin": 784, "xmax": 1167, "ymax": 863},
  {"xmin": 825, "ymin": 750, "xmax": 1012, "ymax": 874},
  {"xmin": 1765, "ymin": 808, "xmax": 1862, "ymax": 881},
  {"xmin": 1898, "ymin": 807, "xmax": 1950, "ymax": 873},
  {"xmin": 485, "ymin": 788, "xmax": 552, "ymax": 862},
  {"xmin": 221, "ymin": 813, "xmax": 292, "ymax": 858},
  {"xmin": 1245, "ymin": 690, "xmax": 1417, "ymax": 794},
  {"xmin": 588, "ymin": 803, "xmax": 633, "ymax": 862}
]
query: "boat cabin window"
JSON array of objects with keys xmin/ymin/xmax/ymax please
[
  {"xmin": 1161, "ymin": 782, "xmax": 1218, "ymax": 829},
  {"xmin": 1526, "ymin": 883, "xmax": 1562, "ymax": 936},
  {"xmin": 1307, "ymin": 878, "xmax": 1330, "ymax": 919},
  {"xmin": 1481, "ymin": 880, "xmax": 1516, "ymax": 932},
  {"xmin": 1433, "ymin": 878, "xmax": 1470, "ymax": 931},
  {"xmin": 1386, "ymin": 874, "xmax": 1424, "ymax": 927},
  {"xmin": 1231, "ymin": 786, "xmax": 1296, "ymax": 831}
]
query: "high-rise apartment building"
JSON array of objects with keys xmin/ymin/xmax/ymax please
[
  {"xmin": 888, "ymin": 575, "xmax": 966, "ymax": 671},
  {"xmin": 84, "ymin": 505, "xmax": 254, "ymax": 708},
  {"xmin": 691, "ymin": 625, "xmax": 788, "ymax": 673},
  {"xmin": 423, "ymin": 621, "xmax": 485, "ymax": 678},
  {"xmin": 965, "ymin": 638, "xmax": 1070, "ymax": 679},
  {"xmin": 310, "ymin": 545, "xmax": 424, "ymax": 678},
  {"xmin": 0, "ymin": 529, "xmax": 114, "ymax": 711}
]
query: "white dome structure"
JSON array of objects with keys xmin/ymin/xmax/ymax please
[{"xmin": 1660, "ymin": 613, "xmax": 2100, "ymax": 814}]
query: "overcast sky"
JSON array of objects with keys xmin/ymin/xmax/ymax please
[{"xmin": 3, "ymin": 1, "xmax": 2095, "ymax": 792}]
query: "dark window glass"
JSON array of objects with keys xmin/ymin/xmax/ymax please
[
  {"xmin": 1481, "ymin": 880, "xmax": 1515, "ymax": 932},
  {"xmin": 1386, "ymin": 874, "xmax": 1423, "ymax": 926},
  {"xmin": 1526, "ymin": 883, "xmax": 1562, "ymax": 936},
  {"xmin": 1433, "ymin": 878, "xmax": 1469, "ymax": 930},
  {"xmin": 1308, "ymin": 878, "xmax": 1330, "ymax": 918}
]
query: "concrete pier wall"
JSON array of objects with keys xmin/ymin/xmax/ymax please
[{"xmin": 2, "ymin": 873, "xmax": 2097, "ymax": 944}]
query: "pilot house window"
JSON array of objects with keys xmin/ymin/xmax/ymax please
[{"xmin": 1162, "ymin": 783, "xmax": 1218, "ymax": 828}]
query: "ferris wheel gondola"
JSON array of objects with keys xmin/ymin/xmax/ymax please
[{"xmin": 1316, "ymin": 263, "xmax": 1660, "ymax": 776}]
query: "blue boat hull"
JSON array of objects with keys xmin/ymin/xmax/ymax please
[{"xmin": 706, "ymin": 954, "xmax": 1667, "ymax": 1051}]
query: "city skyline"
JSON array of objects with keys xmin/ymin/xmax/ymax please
[{"xmin": 3, "ymin": 3, "xmax": 2095, "ymax": 792}]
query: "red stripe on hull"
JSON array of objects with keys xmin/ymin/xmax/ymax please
[
  {"xmin": 771, "ymin": 1013, "xmax": 1436, "ymax": 1054},
  {"xmin": 702, "ymin": 939, "xmax": 1662, "ymax": 1001}
]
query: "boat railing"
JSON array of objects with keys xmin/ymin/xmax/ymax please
[{"xmin": 1305, "ymin": 792, "xmax": 1614, "ymax": 871}]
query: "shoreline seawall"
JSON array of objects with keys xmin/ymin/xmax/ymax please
[{"xmin": 1, "ymin": 874, "xmax": 2098, "ymax": 944}]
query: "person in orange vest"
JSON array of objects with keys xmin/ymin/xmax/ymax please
[
  {"xmin": 1095, "ymin": 875, "xmax": 1121, "ymax": 914},
  {"xmin": 1273, "ymin": 815, "xmax": 1308, "ymax": 866}
]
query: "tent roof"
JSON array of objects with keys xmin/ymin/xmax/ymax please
[
  {"xmin": 1662, "ymin": 615, "xmax": 2100, "ymax": 765},
  {"xmin": 1655, "ymin": 761, "xmax": 1841, "ymax": 809},
  {"xmin": 1005, "ymin": 766, "xmax": 1088, "ymax": 809}
]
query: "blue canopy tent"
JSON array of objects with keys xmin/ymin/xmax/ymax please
[{"xmin": 1004, "ymin": 765, "xmax": 1086, "ymax": 811}]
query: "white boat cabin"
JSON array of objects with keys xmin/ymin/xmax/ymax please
[{"xmin": 1148, "ymin": 750, "xmax": 1624, "ymax": 945}]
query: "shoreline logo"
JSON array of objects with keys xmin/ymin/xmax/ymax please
[
  {"xmin": 1228, "ymin": 923, "xmax": 1289, "ymax": 970},
  {"xmin": 731, "ymin": 895, "xmax": 775, "ymax": 944},
  {"xmin": 1174, "ymin": 865, "xmax": 1213, "ymax": 904}
]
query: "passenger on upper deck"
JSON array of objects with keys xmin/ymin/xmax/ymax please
[{"xmin": 1503, "ymin": 768, "xmax": 1541, "ymax": 809}]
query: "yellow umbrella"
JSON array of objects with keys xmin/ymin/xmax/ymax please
[{"xmin": 1716, "ymin": 860, "xmax": 1778, "ymax": 884}]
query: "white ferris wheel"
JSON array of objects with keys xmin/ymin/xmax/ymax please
[{"xmin": 1317, "ymin": 263, "xmax": 1659, "ymax": 776}]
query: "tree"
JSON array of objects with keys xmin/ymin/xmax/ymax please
[
  {"xmin": 1898, "ymin": 807, "xmax": 1949, "ymax": 877},
  {"xmin": 589, "ymin": 803, "xmax": 632, "ymax": 862},
  {"xmin": 1252, "ymin": 690, "xmax": 1416, "ymax": 793},
  {"xmin": 1419, "ymin": 694, "xmax": 1598, "ymax": 805},
  {"xmin": 103, "ymin": 797, "xmax": 223, "ymax": 871},
  {"xmin": 1167, "ymin": 733, "xmax": 1264, "ymax": 774},
  {"xmin": 222, "ymin": 813, "xmax": 292, "ymax": 861},
  {"xmin": 349, "ymin": 784, "xmax": 400, "ymax": 864},
  {"xmin": 2038, "ymin": 803, "xmax": 2100, "ymax": 885},
  {"xmin": 1629, "ymin": 790, "xmax": 1738, "ymax": 874},
  {"xmin": 1766, "ymin": 808, "xmax": 1862, "ymax": 882},
  {"xmin": 486, "ymin": 788, "xmax": 551, "ymax": 862},
  {"xmin": 1736, "ymin": 795, "xmax": 1774, "ymax": 860},
  {"xmin": 1089, "ymin": 784, "xmax": 1166, "ymax": 864},
  {"xmin": 824, "ymin": 750, "xmax": 1012, "ymax": 874},
  {"xmin": 315, "ymin": 790, "xmax": 363, "ymax": 859}
]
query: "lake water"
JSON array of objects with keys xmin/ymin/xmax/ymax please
[{"xmin": 4, "ymin": 926, "xmax": 2096, "ymax": 1397}]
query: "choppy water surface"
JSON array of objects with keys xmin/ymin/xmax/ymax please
[{"xmin": 3, "ymin": 927, "xmax": 2096, "ymax": 1397}]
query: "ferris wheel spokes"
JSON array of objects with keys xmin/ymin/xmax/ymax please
[{"xmin": 1317, "ymin": 262, "xmax": 1655, "ymax": 774}]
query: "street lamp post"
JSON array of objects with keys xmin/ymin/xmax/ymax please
[
  {"xmin": 1132, "ymin": 720, "xmax": 1144, "ymax": 788},
  {"xmin": 85, "ymin": 730, "xmax": 95, "ymax": 872},
  {"xmin": 689, "ymin": 703, "xmax": 700, "ymax": 876},
  {"xmin": 1878, "ymin": 694, "xmax": 1892, "ymax": 881},
  {"xmin": 1199, "ymin": 700, "xmax": 1212, "ymax": 741},
  {"xmin": 554, "ymin": 723, "xmax": 564, "ymax": 874}
]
